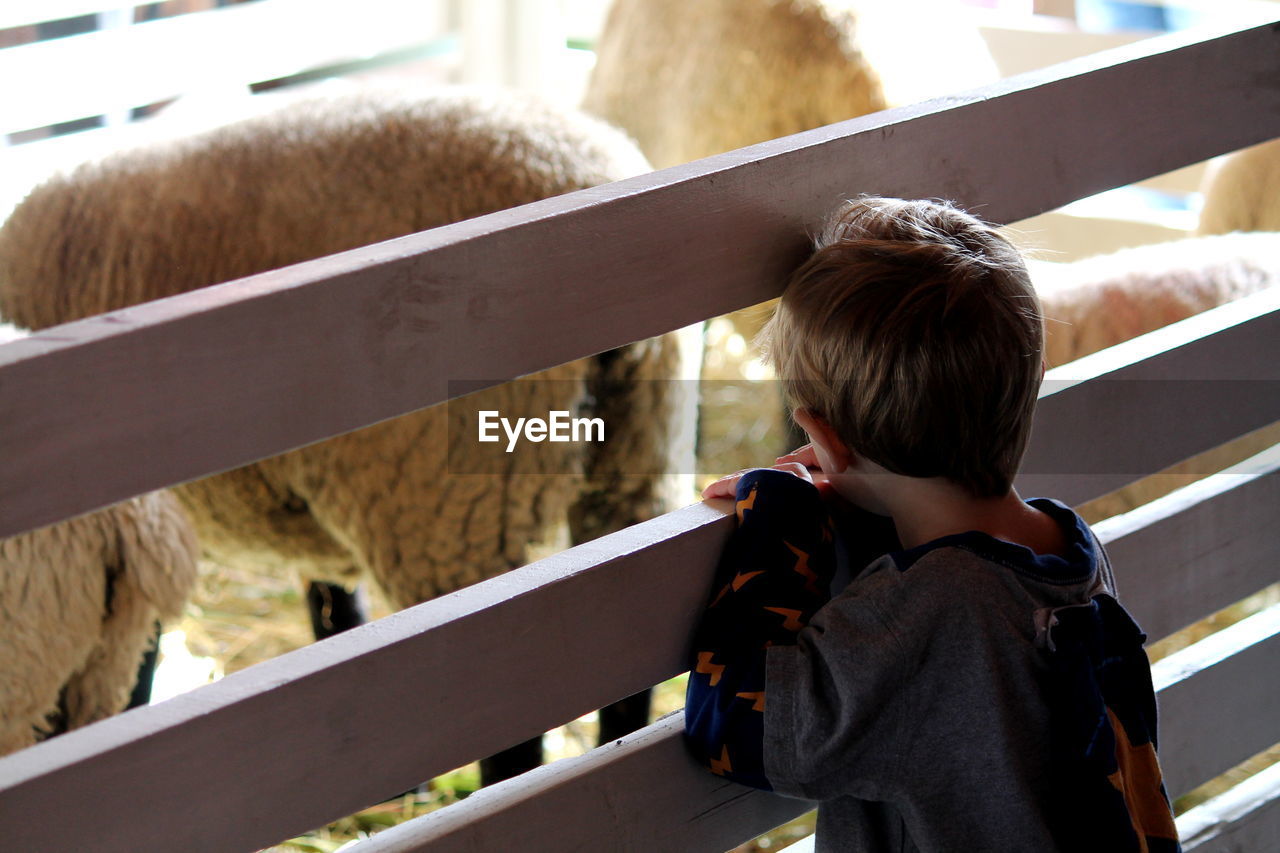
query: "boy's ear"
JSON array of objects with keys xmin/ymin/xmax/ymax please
[{"xmin": 792, "ymin": 408, "xmax": 853, "ymax": 472}]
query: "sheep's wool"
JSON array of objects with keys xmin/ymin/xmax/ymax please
[
  {"xmin": 0, "ymin": 492, "xmax": 197, "ymax": 753},
  {"xmin": 0, "ymin": 87, "xmax": 694, "ymax": 613}
]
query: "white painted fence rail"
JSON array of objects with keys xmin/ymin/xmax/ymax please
[
  {"xmin": 0, "ymin": 0, "xmax": 453, "ymax": 138},
  {"xmin": 0, "ymin": 16, "xmax": 1278, "ymax": 853}
]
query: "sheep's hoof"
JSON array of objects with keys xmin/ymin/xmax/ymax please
[{"xmin": 306, "ymin": 581, "xmax": 367, "ymax": 640}]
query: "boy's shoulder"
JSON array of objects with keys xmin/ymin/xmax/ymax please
[
  {"xmin": 832, "ymin": 545, "xmax": 1052, "ymax": 633},
  {"xmin": 830, "ymin": 506, "xmax": 1106, "ymax": 644},
  {"xmin": 850, "ymin": 498, "xmax": 1102, "ymax": 590}
]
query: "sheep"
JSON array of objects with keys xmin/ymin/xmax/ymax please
[
  {"xmin": 0, "ymin": 87, "xmax": 696, "ymax": 779},
  {"xmin": 1030, "ymin": 231, "xmax": 1280, "ymax": 368},
  {"xmin": 1196, "ymin": 138, "xmax": 1280, "ymax": 236},
  {"xmin": 1026, "ymin": 232, "xmax": 1280, "ymax": 520},
  {"xmin": 582, "ymin": 0, "xmax": 1000, "ymax": 171},
  {"xmin": 0, "ymin": 324, "xmax": 200, "ymax": 754}
]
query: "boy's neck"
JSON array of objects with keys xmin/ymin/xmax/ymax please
[{"xmin": 833, "ymin": 467, "xmax": 1067, "ymax": 556}]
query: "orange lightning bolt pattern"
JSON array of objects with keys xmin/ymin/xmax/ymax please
[
  {"xmin": 695, "ymin": 651, "xmax": 726, "ymax": 686},
  {"xmin": 1104, "ymin": 708, "xmax": 1180, "ymax": 845},
  {"xmin": 735, "ymin": 485, "xmax": 758, "ymax": 522},
  {"xmin": 710, "ymin": 569, "xmax": 765, "ymax": 607},
  {"xmin": 764, "ymin": 607, "xmax": 806, "ymax": 632},
  {"xmin": 735, "ymin": 691, "xmax": 767, "ymax": 712},
  {"xmin": 709, "ymin": 745, "xmax": 734, "ymax": 776},
  {"xmin": 784, "ymin": 540, "xmax": 821, "ymax": 594}
]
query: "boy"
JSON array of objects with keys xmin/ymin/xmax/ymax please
[{"xmin": 685, "ymin": 197, "xmax": 1180, "ymax": 852}]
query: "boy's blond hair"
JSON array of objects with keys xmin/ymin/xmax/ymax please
[{"xmin": 762, "ymin": 197, "xmax": 1043, "ymax": 498}]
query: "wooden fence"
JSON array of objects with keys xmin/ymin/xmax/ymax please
[{"xmin": 0, "ymin": 15, "xmax": 1278, "ymax": 852}]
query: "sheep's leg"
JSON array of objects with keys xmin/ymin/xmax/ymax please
[
  {"xmin": 597, "ymin": 689, "xmax": 652, "ymax": 746},
  {"xmin": 306, "ymin": 580, "xmax": 367, "ymax": 640},
  {"xmin": 479, "ymin": 739, "xmax": 545, "ymax": 786},
  {"xmin": 125, "ymin": 621, "xmax": 162, "ymax": 709}
]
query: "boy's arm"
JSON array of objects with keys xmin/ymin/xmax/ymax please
[{"xmin": 684, "ymin": 469, "xmax": 838, "ymax": 791}]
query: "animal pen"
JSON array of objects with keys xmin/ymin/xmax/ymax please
[{"xmin": 0, "ymin": 14, "xmax": 1278, "ymax": 853}]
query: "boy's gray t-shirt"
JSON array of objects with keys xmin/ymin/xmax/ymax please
[{"xmin": 764, "ymin": 528, "xmax": 1115, "ymax": 853}]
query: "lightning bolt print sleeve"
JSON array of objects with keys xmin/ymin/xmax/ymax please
[{"xmin": 684, "ymin": 469, "xmax": 837, "ymax": 791}]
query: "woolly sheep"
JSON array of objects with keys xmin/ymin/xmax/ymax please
[
  {"xmin": 1031, "ymin": 231, "xmax": 1280, "ymax": 367},
  {"xmin": 0, "ymin": 324, "xmax": 199, "ymax": 754},
  {"xmin": 1031, "ymin": 232, "xmax": 1280, "ymax": 518},
  {"xmin": 1196, "ymin": 138, "xmax": 1280, "ymax": 236},
  {"xmin": 0, "ymin": 86, "xmax": 689, "ymax": 598},
  {"xmin": 582, "ymin": 0, "xmax": 1000, "ymax": 171},
  {"xmin": 0, "ymin": 88, "xmax": 694, "ymax": 773}
]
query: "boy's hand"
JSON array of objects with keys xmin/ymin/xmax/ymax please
[
  {"xmin": 774, "ymin": 443, "xmax": 822, "ymax": 471},
  {"xmin": 701, "ymin": 444, "xmax": 828, "ymax": 500}
]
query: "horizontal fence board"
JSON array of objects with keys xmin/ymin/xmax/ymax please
[
  {"xmin": 1018, "ymin": 288, "xmax": 1280, "ymax": 506},
  {"xmin": 1180, "ymin": 762, "xmax": 1280, "ymax": 851},
  {"xmin": 1157, "ymin": 621, "xmax": 1280, "ymax": 798},
  {"xmin": 0, "ymin": 1, "xmax": 134, "ymax": 30},
  {"xmin": 3, "ymin": 19, "xmax": 1280, "ymax": 538},
  {"xmin": 1186, "ymin": 802, "xmax": 1280, "ymax": 853},
  {"xmin": 1095, "ymin": 446, "xmax": 1280, "ymax": 641},
  {"xmin": 1187, "ymin": 801, "xmax": 1280, "ymax": 852},
  {"xmin": 360, "ymin": 713, "xmax": 811, "ymax": 853},
  {"xmin": 0, "ymin": 504, "xmax": 735, "ymax": 853},
  {"xmin": 0, "ymin": 0, "xmax": 449, "ymax": 135}
]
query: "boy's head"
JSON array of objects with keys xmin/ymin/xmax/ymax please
[{"xmin": 762, "ymin": 197, "xmax": 1043, "ymax": 499}]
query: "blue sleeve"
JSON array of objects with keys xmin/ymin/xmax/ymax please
[{"xmin": 683, "ymin": 469, "xmax": 837, "ymax": 791}]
